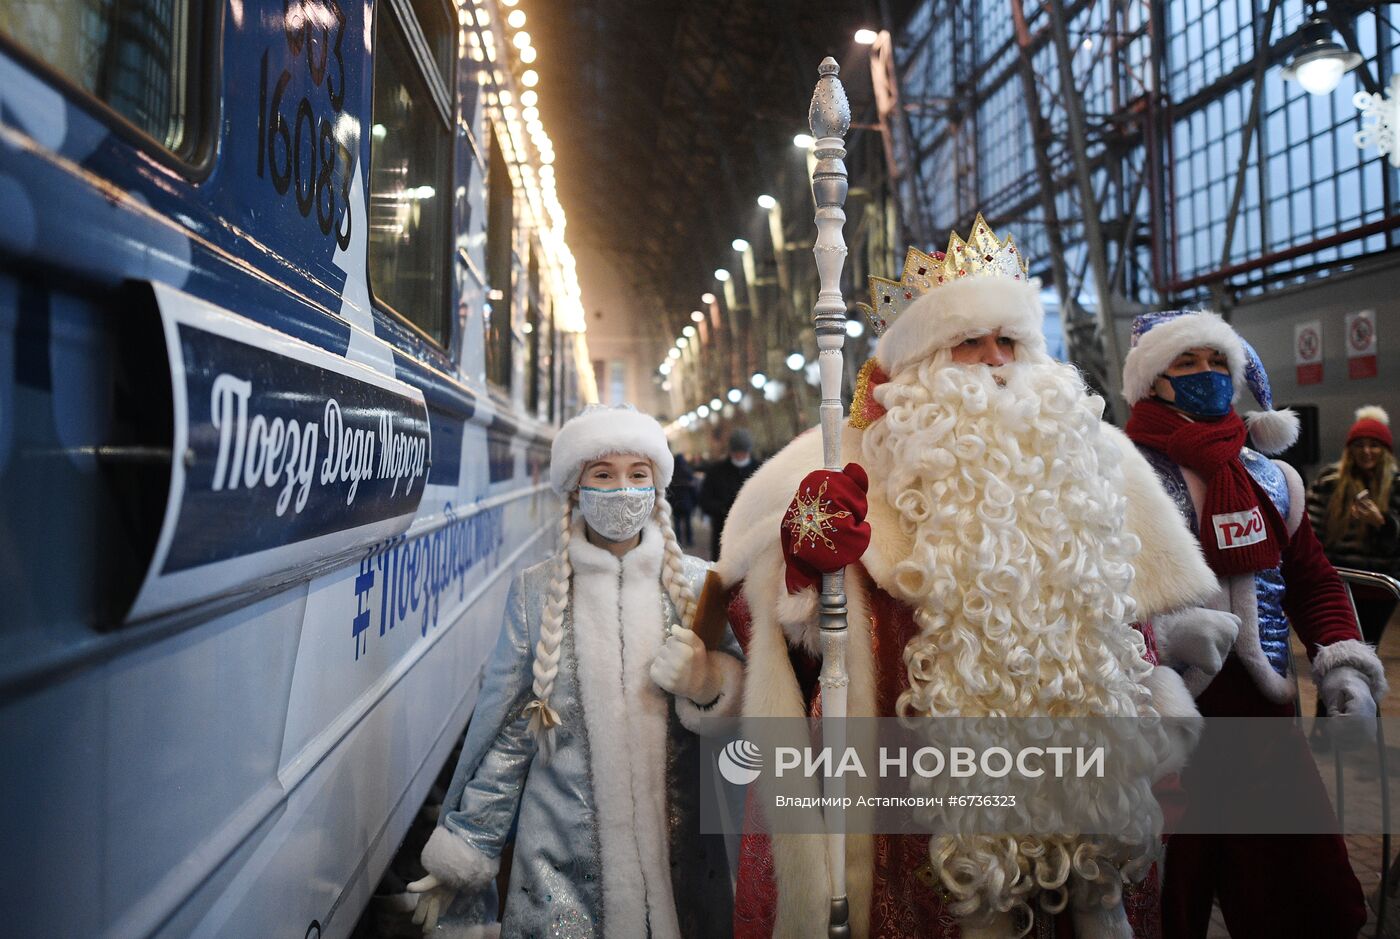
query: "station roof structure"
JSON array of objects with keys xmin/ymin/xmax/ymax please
[{"xmin": 529, "ymin": 0, "xmax": 910, "ymax": 335}]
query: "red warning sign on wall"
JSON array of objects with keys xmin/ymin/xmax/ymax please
[
  {"xmin": 1346, "ymin": 310, "xmax": 1378, "ymax": 380},
  {"xmin": 1295, "ymin": 320, "xmax": 1323, "ymax": 385}
]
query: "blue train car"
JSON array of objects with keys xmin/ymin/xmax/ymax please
[{"xmin": 0, "ymin": 1, "xmax": 591, "ymax": 935}]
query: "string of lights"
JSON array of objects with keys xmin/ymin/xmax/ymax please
[{"xmin": 465, "ymin": 0, "xmax": 585, "ymax": 333}]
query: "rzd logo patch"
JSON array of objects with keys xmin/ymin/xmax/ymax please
[{"xmin": 1212, "ymin": 506, "xmax": 1266, "ymax": 549}]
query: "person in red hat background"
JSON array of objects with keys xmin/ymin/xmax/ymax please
[
  {"xmin": 1307, "ymin": 406, "xmax": 1400, "ymax": 648},
  {"xmin": 1120, "ymin": 311, "xmax": 1386, "ymax": 938}
]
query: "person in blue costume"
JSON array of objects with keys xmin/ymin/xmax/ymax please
[
  {"xmin": 408, "ymin": 405, "xmax": 742, "ymax": 938},
  {"xmin": 1121, "ymin": 311, "xmax": 1384, "ymax": 939}
]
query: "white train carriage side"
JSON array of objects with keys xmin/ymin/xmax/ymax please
[{"xmin": 0, "ymin": 0, "xmax": 591, "ymax": 936}]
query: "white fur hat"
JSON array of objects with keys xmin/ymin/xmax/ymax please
[
  {"xmin": 1121, "ymin": 310, "xmax": 1300, "ymax": 455},
  {"xmin": 549, "ymin": 404, "xmax": 674, "ymax": 496},
  {"xmin": 860, "ymin": 218, "xmax": 1047, "ymax": 376},
  {"xmin": 874, "ymin": 276, "xmax": 1048, "ymax": 376}
]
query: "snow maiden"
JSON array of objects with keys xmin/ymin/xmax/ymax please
[{"xmin": 408, "ymin": 405, "xmax": 742, "ymax": 938}]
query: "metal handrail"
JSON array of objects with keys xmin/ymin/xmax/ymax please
[
  {"xmin": 1337, "ymin": 569, "xmax": 1400, "ymax": 600},
  {"xmin": 1332, "ymin": 567, "xmax": 1400, "ymax": 939}
]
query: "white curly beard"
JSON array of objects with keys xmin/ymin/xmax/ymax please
[{"xmin": 862, "ymin": 348, "xmax": 1167, "ymax": 926}]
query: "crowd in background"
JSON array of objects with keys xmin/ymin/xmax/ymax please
[{"xmin": 667, "ymin": 428, "xmax": 764, "ymax": 559}]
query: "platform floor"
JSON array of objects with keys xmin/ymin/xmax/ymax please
[{"xmin": 1204, "ymin": 610, "xmax": 1400, "ymax": 939}]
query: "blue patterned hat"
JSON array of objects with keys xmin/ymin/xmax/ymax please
[{"xmin": 1122, "ymin": 310, "xmax": 1299, "ymax": 454}]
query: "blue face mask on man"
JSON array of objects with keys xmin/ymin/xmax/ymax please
[{"xmin": 1166, "ymin": 369, "xmax": 1234, "ymax": 418}]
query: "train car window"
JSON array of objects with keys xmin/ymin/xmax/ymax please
[
  {"xmin": 546, "ymin": 302, "xmax": 558, "ymax": 423},
  {"xmin": 484, "ymin": 124, "xmax": 513, "ymax": 391},
  {"xmin": 407, "ymin": 0, "xmax": 451, "ymax": 89},
  {"xmin": 368, "ymin": 0, "xmax": 453, "ymax": 346},
  {"xmin": 0, "ymin": 0, "xmax": 201, "ymax": 159},
  {"xmin": 526, "ymin": 244, "xmax": 541, "ymax": 415}
]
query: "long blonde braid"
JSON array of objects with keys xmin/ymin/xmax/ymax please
[
  {"xmin": 654, "ymin": 492, "xmax": 697, "ymax": 630},
  {"xmin": 524, "ymin": 503, "xmax": 572, "ymax": 761}
]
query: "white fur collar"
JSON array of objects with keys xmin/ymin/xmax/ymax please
[
  {"xmin": 715, "ymin": 420, "xmax": 1217, "ymax": 622},
  {"xmin": 567, "ymin": 519, "xmax": 679, "ymax": 938},
  {"xmin": 568, "ymin": 516, "xmax": 665, "ymax": 578}
]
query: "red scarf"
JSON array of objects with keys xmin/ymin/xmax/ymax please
[{"xmin": 1125, "ymin": 398, "xmax": 1288, "ymax": 576}]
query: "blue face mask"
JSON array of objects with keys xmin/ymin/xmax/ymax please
[{"xmin": 1165, "ymin": 369, "xmax": 1234, "ymax": 418}]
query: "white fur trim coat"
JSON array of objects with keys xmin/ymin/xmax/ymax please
[
  {"xmin": 425, "ymin": 522, "xmax": 742, "ymax": 938},
  {"xmin": 1135, "ymin": 447, "xmax": 1384, "ymax": 705},
  {"xmin": 714, "ymin": 420, "xmax": 1219, "ymax": 938}
]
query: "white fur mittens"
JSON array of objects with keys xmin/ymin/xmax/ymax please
[{"xmin": 1153, "ymin": 607, "xmax": 1241, "ymax": 679}]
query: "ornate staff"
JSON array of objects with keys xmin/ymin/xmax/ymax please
[{"xmin": 809, "ymin": 56, "xmax": 852, "ymax": 939}]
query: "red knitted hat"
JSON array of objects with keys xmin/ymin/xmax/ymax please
[{"xmin": 1346, "ymin": 405, "xmax": 1392, "ymax": 451}]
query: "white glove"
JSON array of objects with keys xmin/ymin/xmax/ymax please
[
  {"xmin": 1068, "ymin": 868, "xmax": 1133, "ymax": 939},
  {"xmin": 649, "ymin": 626, "xmax": 721, "ymax": 704},
  {"xmin": 1319, "ymin": 665, "xmax": 1378, "ymax": 750},
  {"xmin": 1070, "ymin": 905, "xmax": 1133, "ymax": 939},
  {"xmin": 1153, "ymin": 607, "xmax": 1240, "ymax": 677},
  {"xmin": 406, "ymin": 874, "xmax": 457, "ymax": 934}
]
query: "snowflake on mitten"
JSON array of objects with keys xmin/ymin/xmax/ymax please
[{"xmin": 784, "ymin": 478, "xmax": 852, "ymax": 551}]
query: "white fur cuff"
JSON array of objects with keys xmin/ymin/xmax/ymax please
[
  {"xmin": 677, "ymin": 651, "xmax": 744, "ymax": 734},
  {"xmin": 1143, "ymin": 665, "xmax": 1204, "ymax": 778},
  {"xmin": 421, "ymin": 825, "xmax": 500, "ymax": 890},
  {"xmin": 763, "ymin": 553, "xmax": 821, "ymax": 655},
  {"xmin": 777, "ymin": 585, "xmax": 819, "ymax": 627},
  {"xmin": 1070, "ymin": 906, "xmax": 1134, "ymax": 939},
  {"xmin": 1313, "ymin": 639, "xmax": 1389, "ymax": 701}
]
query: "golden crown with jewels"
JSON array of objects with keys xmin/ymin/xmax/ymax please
[{"xmin": 856, "ymin": 214, "xmax": 1030, "ymax": 337}]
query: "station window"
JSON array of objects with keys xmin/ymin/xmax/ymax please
[
  {"xmin": 484, "ymin": 125, "xmax": 513, "ymax": 390},
  {"xmin": 368, "ymin": 0, "xmax": 453, "ymax": 346},
  {"xmin": 0, "ymin": 0, "xmax": 201, "ymax": 159},
  {"xmin": 607, "ymin": 361, "xmax": 626, "ymax": 407}
]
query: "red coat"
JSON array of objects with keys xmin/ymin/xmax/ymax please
[
  {"xmin": 711, "ymin": 420, "xmax": 1220, "ymax": 939},
  {"xmin": 726, "ymin": 577, "xmax": 1166, "ymax": 939},
  {"xmin": 1132, "ymin": 444, "xmax": 1371, "ymax": 938}
]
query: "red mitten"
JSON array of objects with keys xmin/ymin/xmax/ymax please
[{"xmin": 780, "ymin": 463, "xmax": 872, "ymax": 594}]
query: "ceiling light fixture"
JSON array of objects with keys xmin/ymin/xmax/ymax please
[{"xmin": 1281, "ymin": 16, "xmax": 1362, "ymax": 96}]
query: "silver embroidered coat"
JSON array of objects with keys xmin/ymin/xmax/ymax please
[{"xmin": 426, "ymin": 520, "xmax": 742, "ymax": 939}]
